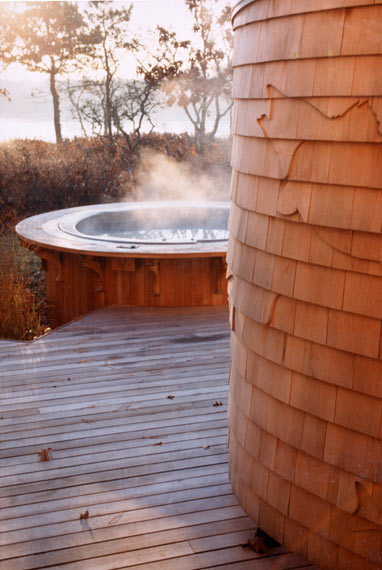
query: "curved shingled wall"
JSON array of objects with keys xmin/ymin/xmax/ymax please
[{"xmin": 228, "ymin": 2, "xmax": 382, "ymax": 568}]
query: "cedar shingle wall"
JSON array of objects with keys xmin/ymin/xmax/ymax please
[{"xmin": 229, "ymin": 1, "xmax": 382, "ymax": 567}]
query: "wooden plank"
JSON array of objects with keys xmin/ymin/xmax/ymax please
[
  {"xmin": 0, "ymin": 346, "xmax": 229, "ymax": 377},
  {"xmin": 0, "ymin": 376, "xmax": 228, "ymax": 409},
  {"xmin": 0, "ymin": 402, "xmax": 227, "ymax": 438},
  {"xmin": 0, "ymin": 495, "xmax": 238, "ymax": 546},
  {"xmin": 0, "ymin": 403, "xmax": 228, "ymax": 448},
  {"xmin": 0, "ymin": 335, "xmax": 230, "ymax": 372},
  {"xmin": 0, "ymin": 436, "xmax": 228, "ymax": 479},
  {"xmin": 0, "ymin": 410, "xmax": 228, "ymax": 455},
  {"xmin": 0, "ymin": 354, "xmax": 228, "ymax": 385},
  {"xmin": 0, "ymin": 483, "xmax": 234, "ymax": 532},
  {"xmin": 0, "ymin": 351, "xmax": 229, "ymax": 382},
  {"xmin": 0, "ymin": 472, "xmax": 230, "ymax": 521},
  {"xmin": 0, "ymin": 519, "xmax": 254, "ymax": 570},
  {"xmin": 0, "ymin": 447, "xmax": 229, "ymax": 490},
  {"xmin": 200, "ymin": 555, "xmax": 314, "ymax": 569},
  {"xmin": 0, "ymin": 506, "xmax": 247, "ymax": 561},
  {"xmin": 0, "ymin": 372, "xmax": 228, "ymax": 403},
  {"xmin": 0, "ymin": 326, "xmax": 229, "ymax": 357},
  {"xmin": 0, "ymin": 380, "xmax": 228, "ymax": 414},
  {"xmin": 117, "ymin": 549, "xmax": 307, "ymax": 570},
  {"xmin": 0, "ymin": 386, "xmax": 227, "ymax": 414},
  {"xmin": 0, "ymin": 363, "xmax": 229, "ymax": 395},
  {"xmin": 0, "ymin": 464, "xmax": 229, "ymax": 510},
  {"xmin": 42, "ymin": 537, "xmax": 269, "ymax": 570},
  {"xmin": 0, "ymin": 424, "xmax": 228, "ymax": 467},
  {"xmin": 0, "ymin": 453, "xmax": 229, "ymax": 498}
]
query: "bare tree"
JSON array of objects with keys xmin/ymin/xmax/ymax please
[
  {"xmin": 66, "ymin": 5, "xmax": 182, "ymax": 187},
  {"xmin": 160, "ymin": 0, "xmax": 233, "ymax": 154},
  {"xmin": 77, "ymin": 1, "xmax": 136, "ymax": 141},
  {"xmin": 69, "ymin": 73, "xmax": 174, "ymax": 187}
]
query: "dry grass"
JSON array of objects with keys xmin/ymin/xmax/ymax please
[{"xmin": 0, "ymin": 236, "xmax": 48, "ymax": 341}]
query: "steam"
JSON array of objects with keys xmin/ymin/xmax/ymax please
[{"xmin": 132, "ymin": 150, "xmax": 230, "ymax": 203}]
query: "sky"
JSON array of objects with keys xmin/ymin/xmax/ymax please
[
  {"xmin": 1, "ymin": 0, "xmax": 197, "ymax": 79},
  {"xmin": 0, "ymin": 0, "xmax": 231, "ymax": 142}
]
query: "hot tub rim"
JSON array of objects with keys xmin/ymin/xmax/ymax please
[{"xmin": 15, "ymin": 200, "xmax": 230, "ymax": 259}]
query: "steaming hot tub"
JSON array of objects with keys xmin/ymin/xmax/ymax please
[{"xmin": 16, "ymin": 201, "xmax": 230, "ymax": 324}]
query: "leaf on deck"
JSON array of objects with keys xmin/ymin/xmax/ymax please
[
  {"xmin": 241, "ymin": 536, "xmax": 267, "ymax": 553},
  {"xmin": 213, "ymin": 401, "xmax": 223, "ymax": 406},
  {"xmin": 79, "ymin": 509, "xmax": 89, "ymax": 520},
  {"xmin": 38, "ymin": 448, "xmax": 52, "ymax": 461},
  {"xmin": 242, "ymin": 529, "xmax": 280, "ymax": 553}
]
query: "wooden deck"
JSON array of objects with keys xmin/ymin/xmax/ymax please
[{"xmin": 0, "ymin": 306, "xmax": 316, "ymax": 570}]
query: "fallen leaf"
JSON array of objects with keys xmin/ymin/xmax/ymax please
[
  {"xmin": 213, "ymin": 401, "xmax": 223, "ymax": 407},
  {"xmin": 167, "ymin": 395, "xmax": 175, "ymax": 400},
  {"xmin": 249, "ymin": 536, "xmax": 267, "ymax": 553},
  {"xmin": 153, "ymin": 441, "xmax": 163, "ymax": 446},
  {"xmin": 242, "ymin": 529, "xmax": 279, "ymax": 553},
  {"xmin": 79, "ymin": 509, "xmax": 89, "ymax": 520},
  {"xmin": 203, "ymin": 444, "xmax": 210, "ymax": 450},
  {"xmin": 38, "ymin": 448, "xmax": 52, "ymax": 462}
]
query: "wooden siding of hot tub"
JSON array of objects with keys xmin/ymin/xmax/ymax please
[
  {"xmin": 229, "ymin": 2, "xmax": 382, "ymax": 569},
  {"xmin": 39, "ymin": 249, "xmax": 228, "ymax": 325}
]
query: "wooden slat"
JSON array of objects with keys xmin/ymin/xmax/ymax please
[
  {"xmin": 0, "ymin": 472, "xmax": 230, "ymax": 521},
  {"xmin": 0, "ymin": 520, "xmax": 254, "ymax": 570}
]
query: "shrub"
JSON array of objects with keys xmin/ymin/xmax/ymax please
[
  {"xmin": 0, "ymin": 138, "xmax": 126, "ymax": 233},
  {"xmin": 0, "ymin": 134, "xmax": 231, "ymax": 234}
]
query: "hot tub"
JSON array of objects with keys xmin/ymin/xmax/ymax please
[{"xmin": 16, "ymin": 201, "xmax": 230, "ymax": 324}]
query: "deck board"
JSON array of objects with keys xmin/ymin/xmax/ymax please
[{"xmin": 0, "ymin": 305, "xmax": 316, "ymax": 570}]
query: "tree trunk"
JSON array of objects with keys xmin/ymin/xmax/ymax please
[
  {"xmin": 196, "ymin": 95, "xmax": 209, "ymax": 155},
  {"xmin": 196, "ymin": 129, "xmax": 205, "ymax": 155},
  {"xmin": 49, "ymin": 65, "xmax": 63, "ymax": 144},
  {"xmin": 104, "ymin": 75, "xmax": 113, "ymax": 139},
  {"xmin": 197, "ymin": 115, "xmax": 207, "ymax": 155}
]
